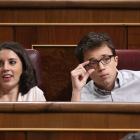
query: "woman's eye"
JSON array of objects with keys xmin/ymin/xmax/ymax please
[
  {"xmin": 0, "ymin": 61, "xmax": 3, "ymax": 66},
  {"xmin": 0, "ymin": 62, "xmax": 3, "ymax": 66},
  {"xmin": 10, "ymin": 61, "xmax": 16, "ymax": 64}
]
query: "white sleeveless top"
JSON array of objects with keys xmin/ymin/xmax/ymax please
[{"xmin": 17, "ymin": 86, "xmax": 46, "ymax": 101}]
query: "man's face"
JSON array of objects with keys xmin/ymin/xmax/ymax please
[{"xmin": 84, "ymin": 45, "xmax": 118, "ymax": 91}]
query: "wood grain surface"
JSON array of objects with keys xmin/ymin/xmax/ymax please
[
  {"xmin": 1, "ymin": 9, "xmax": 140, "ymax": 23},
  {"xmin": 0, "ymin": 0, "xmax": 140, "ymax": 8},
  {"xmin": 0, "ymin": 102, "xmax": 140, "ymax": 140},
  {"xmin": 0, "ymin": 102, "xmax": 140, "ymax": 113}
]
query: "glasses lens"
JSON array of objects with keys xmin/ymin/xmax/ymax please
[
  {"xmin": 102, "ymin": 56, "xmax": 111, "ymax": 64},
  {"xmin": 89, "ymin": 61, "xmax": 98, "ymax": 69}
]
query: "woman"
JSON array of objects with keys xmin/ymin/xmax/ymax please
[{"xmin": 0, "ymin": 42, "xmax": 46, "ymax": 101}]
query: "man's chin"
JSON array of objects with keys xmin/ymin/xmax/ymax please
[{"xmin": 95, "ymin": 81, "xmax": 112, "ymax": 90}]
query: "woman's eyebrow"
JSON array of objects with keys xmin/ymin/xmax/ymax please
[{"xmin": 9, "ymin": 58, "xmax": 17, "ymax": 60}]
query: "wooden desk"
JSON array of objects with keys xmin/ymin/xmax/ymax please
[{"xmin": 0, "ymin": 102, "xmax": 140, "ymax": 140}]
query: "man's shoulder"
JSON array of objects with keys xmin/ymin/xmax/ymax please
[
  {"xmin": 119, "ymin": 69, "xmax": 140, "ymax": 76},
  {"xmin": 118, "ymin": 69, "xmax": 140, "ymax": 84},
  {"xmin": 82, "ymin": 80, "xmax": 94, "ymax": 92}
]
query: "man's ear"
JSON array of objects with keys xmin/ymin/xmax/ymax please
[{"xmin": 115, "ymin": 56, "xmax": 118, "ymax": 66}]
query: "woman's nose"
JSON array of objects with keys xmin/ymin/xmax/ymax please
[{"xmin": 3, "ymin": 63, "xmax": 10, "ymax": 72}]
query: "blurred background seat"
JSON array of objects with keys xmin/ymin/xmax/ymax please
[
  {"xmin": 26, "ymin": 49, "xmax": 46, "ymax": 97},
  {"xmin": 116, "ymin": 50, "xmax": 140, "ymax": 71}
]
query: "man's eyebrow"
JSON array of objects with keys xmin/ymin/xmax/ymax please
[
  {"xmin": 102, "ymin": 54, "xmax": 110, "ymax": 56},
  {"xmin": 89, "ymin": 57, "xmax": 95, "ymax": 61},
  {"xmin": 88, "ymin": 54, "xmax": 110, "ymax": 61}
]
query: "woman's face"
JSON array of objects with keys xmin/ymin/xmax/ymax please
[{"xmin": 0, "ymin": 49, "xmax": 23, "ymax": 90}]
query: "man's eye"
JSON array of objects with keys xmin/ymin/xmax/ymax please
[
  {"xmin": 90, "ymin": 62, "xmax": 96, "ymax": 65},
  {"xmin": 10, "ymin": 61, "xmax": 16, "ymax": 64},
  {"xmin": 104, "ymin": 57, "xmax": 110, "ymax": 61}
]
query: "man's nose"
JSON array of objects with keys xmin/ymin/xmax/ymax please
[{"xmin": 98, "ymin": 61, "xmax": 105, "ymax": 71}]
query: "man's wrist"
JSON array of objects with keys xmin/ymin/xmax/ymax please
[
  {"xmin": 71, "ymin": 90, "xmax": 82, "ymax": 102},
  {"xmin": 72, "ymin": 88, "xmax": 82, "ymax": 93}
]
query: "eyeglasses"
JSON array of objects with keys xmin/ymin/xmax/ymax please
[{"xmin": 87, "ymin": 55, "xmax": 114, "ymax": 69}]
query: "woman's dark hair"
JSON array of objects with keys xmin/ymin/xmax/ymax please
[
  {"xmin": 75, "ymin": 32, "xmax": 116, "ymax": 63},
  {"xmin": 0, "ymin": 42, "xmax": 38, "ymax": 95}
]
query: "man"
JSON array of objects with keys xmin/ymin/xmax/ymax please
[
  {"xmin": 121, "ymin": 132, "xmax": 140, "ymax": 140},
  {"xmin": 71, "ymin": 32, "xmax": 140, "ymax": 102}
]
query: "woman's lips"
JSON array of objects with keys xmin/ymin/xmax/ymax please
[
  {"xmin": 3, "ymin": 77, "xmax": 12, "ymax": 81},
  {"xmin": 2, "ymin": 75, "xmax": 13, "ymax": 81}
]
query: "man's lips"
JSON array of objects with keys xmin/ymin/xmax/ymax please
[{"xmin": 100, "ymin": 74, "xmax": 108, "ymax": 78}]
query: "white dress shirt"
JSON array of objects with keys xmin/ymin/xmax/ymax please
[{"xmin": 81, "ymin": 70, "xmax": 140, "ymax": 102}]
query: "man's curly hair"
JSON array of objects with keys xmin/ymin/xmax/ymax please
[{"xmin": 75, "ymin": 32, "xmax": 116, "ymax": 63}]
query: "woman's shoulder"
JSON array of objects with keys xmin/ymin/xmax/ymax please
[
  {"xmin": 29, "ymin": 86, "xmax": 43, "ymax": 93},
  {"xmin": 18, "ymin": 86, "xmax": 46, "ymax": 101}
]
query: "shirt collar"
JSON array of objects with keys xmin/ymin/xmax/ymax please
[
  {"xmin": 94, "ymin": 85, "xmax": 111, "ymax": 95},
  {"xmin": 116, "ymin": 69, "xmax": 123, "ymax": 87}
]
